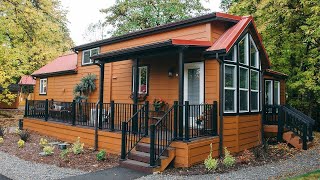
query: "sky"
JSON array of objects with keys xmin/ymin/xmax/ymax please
[{"xmin": 61, "ymin": 0, "xmax": 222, "ymax": 46}]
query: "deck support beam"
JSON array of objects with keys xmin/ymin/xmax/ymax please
[{"xmin": 133, "ymin": 58, "xmax": 139, "ymax": 133}]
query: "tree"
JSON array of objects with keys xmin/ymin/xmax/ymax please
[
  {"xmin": 100, "ymin": 0, "xmax": 209, "ymax": 36},
  {"xmin": 220, "ymin": 0, "xmax": 239, "ymax": 12},
  {"xmin": 82, "ymin": 20, "xmax": 109, "ymax": 43},
  {"xmin": 228, "ymin": 0, "xmax": 320, "ymax": 128},
  {"xmin": 0, "ymin": 0, "xmax": 73, "ymax": 104}
]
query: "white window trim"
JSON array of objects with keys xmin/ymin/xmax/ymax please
[
  {"xmin": 225, "ymin": 46, "xmax": 237, "ymax": 62},
  {"xmin": 224, "ymin": 64, "xmax": 237, "ymax": 113},
  {"xmin": 239, "ymin": 67, "xmax": 249, "ymax": 113},
  {"xmin": 265, "ymin": 80, "xmax": 273, "ymax": 105},
  {"xmin": 249, "ymin": 35, "xmax": 259, "ymax": 69},
  {"xmin": 274, "ymin": 81, "xmax": 281, "ymax": 105},
  {"xmin": 39, "ymin": 78, "xmax": 47, "ymax": 95},
  {"xmin": 82, "ymin": 47, "xmax": 100, "ymax": 65},
  {"xmin": 239, "ymin": 34, "xmax": 249, "ymax": 65},
  {"xmin": 251, "ymin": 70, "xmax": 259, "ymax": 112}
]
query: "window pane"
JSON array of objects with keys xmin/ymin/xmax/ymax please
[
  {"xmin": 251, "ymin": 92, "xmax": 258, "ymax": 111},
  {"xmin": 240, "ymin": 90, "xmax": 248, "ymax": 111},
  {"xmin": 225, "ymin": 65, "xmax": 235, "ymax": 88},
  {"xmin": 225, "ymin": 90, "xmax": 235, "ymax": 112},
  {"xmin": 188, "ymin": 68, "xmax": 200, "ymax": 104},
  {"xmin": 238, "ymin": 35, "xmax": 248, "ymax": 65},
  {"xmin": 274, "ymin": 81, "xmax": 280, "ymax": 105},
  {"xmin": 250, "ymin": 39, "xmax": 258, "ymax": 68},
  {"xmin": 139, "ymin": 66, "xmax": 147, "ymax": 94},
  {"xmin": 251, "ymin": 70, "xmax": 259, "ymax": 90},
  {"xmin": 265, "ymin": 81, "xmax": 273, "ymax": 105},
  {"xmin": 240, "ymin": 68, "xmax": 248, "ymax": 89},
  {"xmin": 91, "ymin": 48, "xmax": 99, "ymax": 56},
  {"xmin": 83, "ymin": 51, "xmax": 91, "ymax": 64},
  {"xmin": 225, "ymin": 46, "xmax": 236, "ymax": 62}
]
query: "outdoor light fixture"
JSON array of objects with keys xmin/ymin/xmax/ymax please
[{"xmin": 168, "ymin": 68, "xmax": 175, "ymax": 77}]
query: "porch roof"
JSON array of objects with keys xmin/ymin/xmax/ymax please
[
  {"xmin": 91, "ymin": 39, "xmax": 212, "ymax": 63},
  {"xmin": 18, "ymin": 75, "xmax": 36, "ymax": 85}
]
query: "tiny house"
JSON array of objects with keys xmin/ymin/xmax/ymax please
[{"xmin": 24, "ymin": 12, "xmax": 314, "ymax": 172}]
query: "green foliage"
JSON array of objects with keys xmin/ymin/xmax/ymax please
[
  {"xmin": 21, "ymin": 85, "xmax": 34, "ymax": 94},
  {"xmin": 229, "ymin": 0, "xmax": 320, "ymax": 128},
  {"xmin": 17, "ymin": 139, "xmax": 25, "ymax": 148},
  {"xmin": 18, "ymin": 130, "xmax": 30, "ymax": 142},
  {"xmin": 39, "ymin": 138, "xmax": 48, "ymax": 148},
  {"xmin": 71, "ymin": 137, "xmax": 84, "ymax": 155},
  {"xmin": 96, "ymin": 149, "xmax": 107, "ymax": 161},
  {"xmin": 0, "ymin": 0, "xmax": 73, "ymax": 105},
  {"xmin": 43, "ymin": 146, "xmax": 54, "ymax": 156},
  {"xmin": 99, "ymin": 0, "xmax": 209, "ymax": 37},
  {"xmin": 60, "ymin": 149, "xmax": 69, "ymax": 161},
  {"xmin": 223, "ymin": 147, "xmax": 235, "ymax": 167},
  {"xmin": 204, "ymin": 143, "xmax": 218, "ymax": 171},
  {"xmin": 0, "ymin": 137, "xmax": 3, "ymax": 144},
  {"xmin": 220, "ymin": 0, "xmax": 239, "ymax": 12},
  {"xmin": 73, "ymin": 74, "xmax": 97, "ymax": 102}
]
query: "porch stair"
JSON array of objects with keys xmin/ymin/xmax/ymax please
[
  {"xmin": 119, "ymin": 142, "xmax": 176, "ymax": 173},
  {"xmin": 283, "ymin": 131, "xmax": 313, "ymax": 150}
]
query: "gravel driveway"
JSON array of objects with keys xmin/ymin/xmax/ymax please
[
  {"xmin": 138, "ymin": 145, "xmax": 320, "ymax": 180},
  {"xmin": 0, "ymin": 151, "xmax": 86, "ymax": 180}
]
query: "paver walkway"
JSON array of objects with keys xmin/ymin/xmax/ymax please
[{"xmin": 63, "ymin": 166, "xmax": 149, "ymax": 180}]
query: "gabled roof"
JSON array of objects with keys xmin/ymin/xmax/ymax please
[
  {"xmin": 19, "ymin": 75, "xmax": 36, "ymax": 85},
  {"xmin": 205, "ymin": 16, "xmax": 271, "ymax": 68},
  {"xmin": 32, "ymin": 53, "xmax": 77, "ymax": 77}
]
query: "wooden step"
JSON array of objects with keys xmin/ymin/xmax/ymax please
[
  {"xmin": 135, "ymin": 143, "xmax": 171, "ymax": 156},
  {"xmin": 283, "ymin": 131, "xmax": 295, "ymax": 142},
  {"xmin": 119, "ymin": 159, "xmax": 153, "ymax": 174},
  {"xmin": 283, "ymin": 131, "xmax": 313, "ymax": 150},
  {"xmin": 128, "ymin": 151, "xmax": 167, "ymax": 164}
]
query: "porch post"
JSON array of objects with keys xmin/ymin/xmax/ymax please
[
  {"xmin": 99, "ymin": 63, "xmax": 105, "ymax": 130},
  {"xmin": 178, "ymin": 47, "xmax": 185, "ymax": 139},
  {"xmin": 133, "ymin": 58, "xmax": 139, "ymax": 133}
]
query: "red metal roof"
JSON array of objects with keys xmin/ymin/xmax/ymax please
[
  {"xmin": 32, "ymin": 53, "xmax": 77, "ymax": 76},
  {"xmin": 18, "ymin": 75, "xmax": 36, "ymax": 85},
  {"xmin": 171, "ymin": 39, "xmax": 212, "ymax": 47}
]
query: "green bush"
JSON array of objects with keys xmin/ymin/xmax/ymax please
[
  {"xmin": 18, "ymin": 130, "xmax": 30, "ymax": 142},
  {"xmin": 0, "ymin": 137, "xmax": 3, "ymax": 144},
  {"xmin": 96, "ymin": 149, "xmax": 107, "ymax": 161},
  {"xmin": 71, "ymin": 137, "xmax": 84, "ymax": 155},
  {"xmin": 223, "ymin": 147, "xmax": 235, "ymax": 167},
  {"xmin": 204, "ymin": 143, "xmax": 218, "ymax": 171},
  {"xmin": 60, "ymin": 149, "xmax": 69, "ymax": 161},
  {"xmin": 39, "ymin": 138, "xmax": 48, "ymax": 148},
  {"xmin": 18, "ymin": 139, "xmax": 25, "ymax": 148},
  {"xmin": 43, "ymin": 146, "xmax": 54, "ymax": 156}
]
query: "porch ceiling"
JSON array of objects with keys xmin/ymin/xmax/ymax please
[{"xmin": 91, "ymin": 39, "xmax": 212, "ymax": 63}]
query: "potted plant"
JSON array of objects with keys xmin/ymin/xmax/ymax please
[{"xmin": 152, "ymin": 98, "xmax": 165, "ymax": 112}]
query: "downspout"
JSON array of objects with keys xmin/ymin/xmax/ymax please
[{"xmin": 216, "ymin": 53, "xmax": 224, "ymax": 157}]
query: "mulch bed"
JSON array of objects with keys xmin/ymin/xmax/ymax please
[
  {"xmin": 164, "ymin": 139, "xmax": 301, "ymax": 176},
  {"xmin": 0, "ymin": 130, "xmax": 119, "ymax": 172}
]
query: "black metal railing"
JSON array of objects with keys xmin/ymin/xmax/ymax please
[
  {"xmin": 48, "ymin": 100, "xmax": 73, "ymax": 124},
  {"xmin": 284, "ymin": 105, "xmax": 315, "ymax": 126},
  {"xmin": 121, "ymin": 101, "xmax": 149, "ymax": 160},
  {"xmin": 25, "ymin": 100, "xmax": 47, "ymax": 119},
  {"xmin": 150, "ymin": 102, "xmax": 176, "ymax": 167},
  {"xmin": 263, "ymin": 104, "xmax": 280, "ymax": 125}
]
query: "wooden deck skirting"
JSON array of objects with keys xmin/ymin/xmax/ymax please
[{"xmin": 23, "ymin": 118, "xmax": 219, "ymax": 168}]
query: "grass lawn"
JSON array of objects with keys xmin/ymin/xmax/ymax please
[{"xmin": 289, "ymin": 169, "xmax": 320, "ymax": 180}]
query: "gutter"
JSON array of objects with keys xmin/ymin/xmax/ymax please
[{"xmin": 31, "ymin": 70, "xmax": 77, "ymax": 78}]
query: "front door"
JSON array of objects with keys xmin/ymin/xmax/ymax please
[{"xmin": 184, "ymin": 62, "xmax": 204, "ymax": 104}]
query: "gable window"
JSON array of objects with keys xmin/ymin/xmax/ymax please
[
  {"xmin": 82, "ymin": 48, "xmax": 99, "ymax": 65},
  {"xmin": 224, "ymin": 33, "xmax": 261, "ymax": 114},
  {"xmin": 133, "ymin": 66, "xmax": 148, "ymax": 94},
  {"xmin": 39, "ymin": 78, "xmax": 47, "ymax": 95},
  {"xmin": 224, "ymin": 65, "xmax": 237, "ymax": 112}
]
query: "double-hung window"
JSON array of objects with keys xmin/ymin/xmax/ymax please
[
  {"xmin": 39, "ymin": 78, "xmax": 47, "ymax": 95},
  {"xmin": 251, "ymin": 70, "xmax": 259, "ymax": 111},
  {"xmin": 82, "ymin": 48, "xmax": 99, "ymax": 65},
  {"xmin": 239, "ymin": 67, "xmax": 249, "ymax": 112},
  {"xmin": 224, "ymin": 65, "xmax": 237, "ymax": 113}
]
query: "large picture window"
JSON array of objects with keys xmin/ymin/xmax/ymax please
[
  {"xmin": 224, "ymin": 65, "xmax": 236, "ymax": 112},
  {"xmin": 82, "ymin": 48, "xmax": 99, "ymax": 65},
  {"xmin": 39, "ymin": 78, "xmax": 47, "ymax": 95},
  {"xmin": 224, "ymin": 33, "xmax": 261, "ymax": 114}
]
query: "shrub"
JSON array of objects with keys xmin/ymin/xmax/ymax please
[
  {"xmin": 0, "ymin": 137, "xmax": 3, "ymax": 144},
  {"xmin": 0, "ymin": 126, "xmax": 5, "ymax": 137},
  {"xmin": 39, "ymin": 138, "xmax": 48, "ymax": 148},
  {"xmin": 18, "ymin": 139, "xmax": 25, "ymax": 148},
  {"xmin": 43, "ymin": 146, "xmax": 54, "ymax": 156},
  {"xmin": 238, "ymin": 149, "xmax": 255, "ymax": 164},
  {"xmin": 71, "ymin": 137, "xmax": 84, "ymax": 155},
  {"xmin": 15, "ymin": 128, "xmax": 21, "ymax": 134},
  {"xmin": 96, "ymin": 149, "xmax": 107, "ymax": 161},
  {"xmin": 204, "ymin": 143, "xmax": 218, "ymax": 171},
  {"xmin": 60, "ymin": 149, "xmax": 69, "ymax": 161},
  {"xmin": 223, "ymin": 147, "xmax": 235, "ymax": 168},
  {"xmin": 18, "ymin": 130, "xmax": 30, "ymax": 142}
]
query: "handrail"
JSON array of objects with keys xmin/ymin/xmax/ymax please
[
  {"xmin": 120, "ymin": 101, "xmax": 149, "ymax": 160},
  {"xmin": 285, "ymin": 105, "xmax": 315, "ymax": 125}
]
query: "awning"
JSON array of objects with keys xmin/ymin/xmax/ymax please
[{"xmin": 91, "ymin": 39, "xmax": 212, "ymax": 63}]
